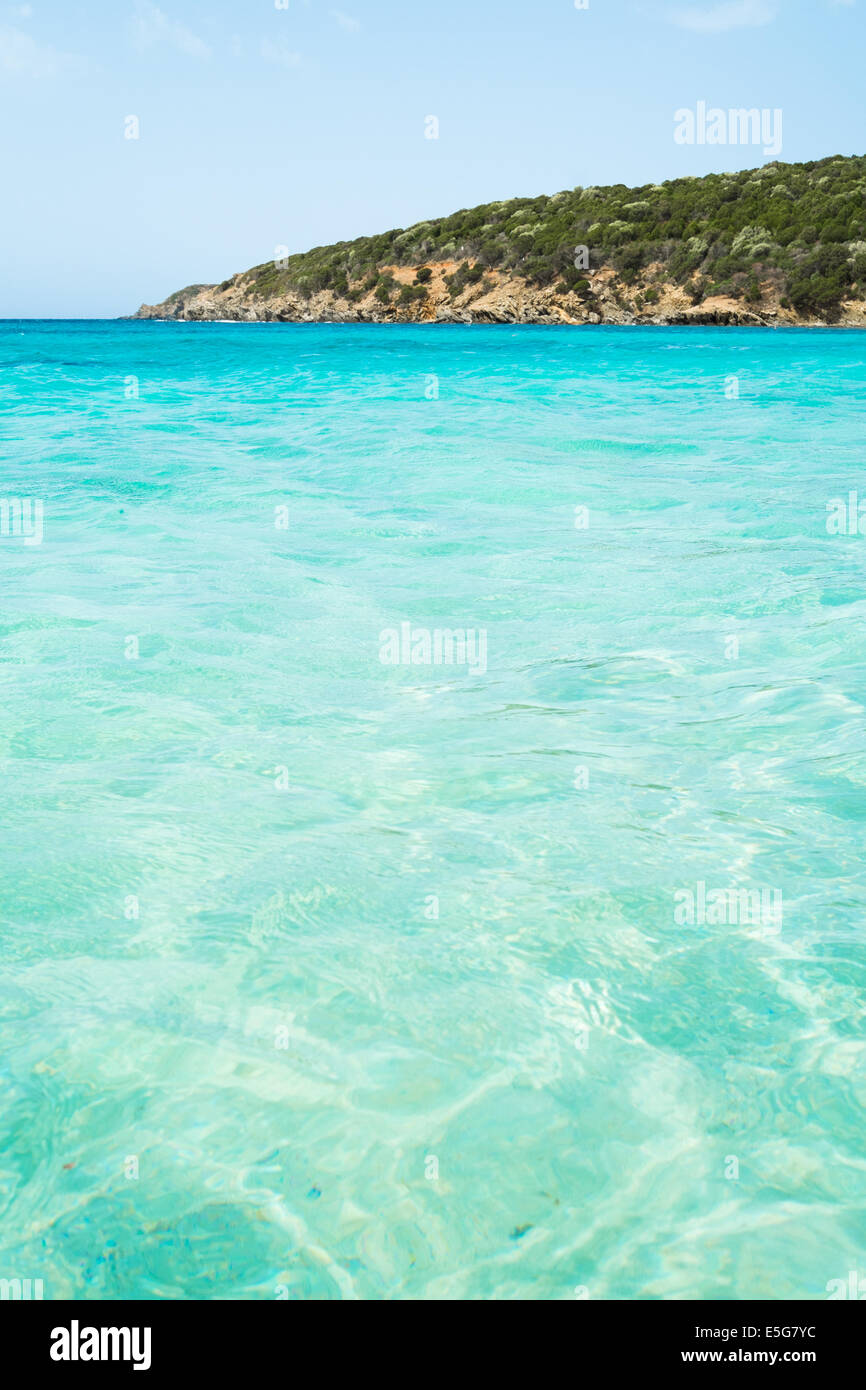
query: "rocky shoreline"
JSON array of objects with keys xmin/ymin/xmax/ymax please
[{"xmin": 132, "ymin": 260, "xmax": 866, "ymax": 329}]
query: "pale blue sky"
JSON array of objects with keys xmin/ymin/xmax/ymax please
[{"xmin": 2, "ymin": 0, "xmax": 863, "ymax": 316}]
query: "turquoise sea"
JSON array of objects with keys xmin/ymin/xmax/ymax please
[{"xmin": 1, "ymin": 320, "xmax": 865, "ymax": 1300}]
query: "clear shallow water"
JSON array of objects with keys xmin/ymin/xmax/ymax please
[{"xmin": 1, "ymin": 320, "xmax": 865, "ymax": 1300}]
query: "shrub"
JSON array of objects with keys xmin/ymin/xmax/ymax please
[
  {"xmin": 787, "ymin": 271, "xmax": 845, "ymax": 316},
  {"xmin": 398, "ymin": 283, "xmax": 428, "ymax": 305},
  {"xmin": 613, "ymin": 242, "xmax": 647, "ymax": 273},
  {"xmin": 374, "ymin": 274, "xmax": 396, "ymax": 304}
]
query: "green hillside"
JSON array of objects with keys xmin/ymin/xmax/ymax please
[{"xmin": 229, "ymin": 154, "xmax": 866, "ymax": 318}]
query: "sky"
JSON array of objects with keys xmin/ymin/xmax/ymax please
[{"xmin": 1, "ymin": 0, "xmax": 864, "ymax": 317}]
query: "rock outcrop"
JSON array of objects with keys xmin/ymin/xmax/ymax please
[{"xmin": 133, "ymin": 262, "xmax": 866, "ymax": 328}]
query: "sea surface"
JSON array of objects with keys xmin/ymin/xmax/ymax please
[{"xmin": 1, "ymin": 320, "xmax": 865, "ymax": 1300}]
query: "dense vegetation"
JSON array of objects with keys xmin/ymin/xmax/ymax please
[{"xmin": 196, "ymin": 155, "xmax": 866, "ymax": 319}]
